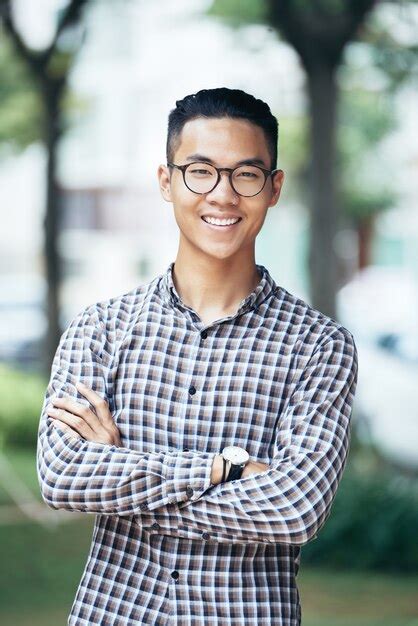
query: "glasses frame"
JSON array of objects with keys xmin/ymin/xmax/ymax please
[{"xmin": 167, "ymin": 161, "xmax": 279, "ymax": 198}]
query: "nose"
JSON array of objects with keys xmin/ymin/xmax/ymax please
[{"xmin": 207, "ymin": 170, "xmax": 238, "ymax": 202}]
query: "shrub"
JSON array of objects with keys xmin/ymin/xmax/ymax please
[
  {"xmin": 303, "ymin": 457, "xmax": 418, "ymax": 573},
  {"xmin": 0, "ymin": 364, "xmax": 46, "ymax": 449}
]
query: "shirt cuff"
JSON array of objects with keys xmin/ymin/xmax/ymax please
[{"xmin": 163, "ymin": 450, "xmax": 217, "ymax": 505}]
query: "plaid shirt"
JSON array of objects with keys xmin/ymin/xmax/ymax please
[{"xmin": 37, "ymin": 261, "xmax": 358, "ymax": 626}]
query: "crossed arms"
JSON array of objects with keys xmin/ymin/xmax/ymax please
[{"xmin": 36, "ymin": 307, "xmax": 358, "ymax": 546}]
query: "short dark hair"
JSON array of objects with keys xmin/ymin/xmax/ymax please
[{"xmin": 166, "ymin": 87, "xmax": 278, "ymax": 169}]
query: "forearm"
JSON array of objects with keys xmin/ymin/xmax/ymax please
[
  {"xmin": 135, "ymin": 454, "xmax": 332, "ymax": 546},
  {"xmin": 136, "ymin": 332, "xmax": 358, "ymax": 546},
  {"xmin": 37, "ymin": 419, "xmax": 216, "ymax": 515},
  {"xmin": 210, "ymin": 453, "xmax": 224, "ymax": 485}
]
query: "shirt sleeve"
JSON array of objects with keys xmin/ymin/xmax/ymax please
[
  {"xmin": 134, "ymin": 327, "xmax": 359, "ymax": 546},
  {"xmin": 36, "ymin": 308, "xmax": 216, "ymax": 516}
]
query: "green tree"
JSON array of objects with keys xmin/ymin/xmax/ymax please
[
  {"xmin": 208, "ymin": 0, "xmax": 418, "ymax": 320},
  {"xmin": 339, "ymin": 85, "xmax": 397, "ymax": 269},
  {"xmin": 0, "ymin": 0, "xmax": 90, "ymax": 375},
  {"xmin": 344, "ymin": 4, "xmax": 418, "ymax": 267},
  {"xmin": 274, "ymin": 84, "xmax": 398, "ymax": 278},
  {"xmin": 0, "ymin": 36, "xmax": 42, "ymax": 152}
]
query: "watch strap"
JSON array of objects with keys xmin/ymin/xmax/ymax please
[
  {"xmin": 221, "ymin": 457, "xmax": 228, "ymax": 482},
  {"xmin": 225, "ymin": 462, "xmax": 244, "ymax": 482}
]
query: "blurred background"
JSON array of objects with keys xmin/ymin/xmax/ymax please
[{"xmin": 0, "ymin": 0, "xmax": 418, "ymax": 624}]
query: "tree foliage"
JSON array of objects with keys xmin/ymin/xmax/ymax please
[
  {"xmin": 338, "ymin": 84, "xmax": 398, "ymax": 220},
  {"xmin": 0, "ymin": 36, "xmax": 42, "ymax": 152},
  {"xmin": 208, "ymin": 0, "xmax": 417, "ymax": 227}
]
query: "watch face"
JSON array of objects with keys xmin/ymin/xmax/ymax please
[{"xmin": 222, "ymin": 446, "xmax": 250, "ymax": 465}]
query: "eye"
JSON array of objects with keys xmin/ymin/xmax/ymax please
[
  {"xmin": 187, "ymin": 162, "xmax": 216, "ymax": 176},
  {"xmin": 190, "ymin": 168, "xmax": 212, "ymax": 175},
  {"xmin": 238, "ymin": 171, "xmax": 257, "ymax": 178}
]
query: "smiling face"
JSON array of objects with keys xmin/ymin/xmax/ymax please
[{"xmin": 158, "ymin": 116, "xmax": 284, "ymax": 264}]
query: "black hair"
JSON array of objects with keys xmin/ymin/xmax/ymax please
[{"xmin": 166, "ymin": 87, "xmax": 278, "ymax": 169}]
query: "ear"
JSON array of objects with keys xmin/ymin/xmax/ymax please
[
  {"xmin": 158, "ymin": 164, "xmax": 172, "ymax": 202},
  {"xmin": 268, "ymin": 169, "xmax": 285, "ymax": 207}
]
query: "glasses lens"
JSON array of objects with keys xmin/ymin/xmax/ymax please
[
  {"xmin": 185, "ymin": 162, "xmax": 217, "ymax": 193},
  {"xmin": 232, "ymin": 165, "xmax": 266, "ymax": 197}
]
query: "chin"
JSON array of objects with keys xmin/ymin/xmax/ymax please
[{"xmin": 196, "ymin": 243, "xmax": 249, "ymax": 263}]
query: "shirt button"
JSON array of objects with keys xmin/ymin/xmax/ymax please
[
  {"xmin": 171, "ymin": 570, "xmax": 179, "ymax": 580},
  {"xmin": 188, "ymin": 385, "xmax": 196, "ymax": 395},
  {"xmin": 186, "ymin": 485, "xmax": 194, "ymax": 499},
  {"xmin": 200, "ymin": 330, "xmax": 208, "ymax": 339},
  {"xmin": 151, "ymin": 522, "xmax": 160, "ymax": 531},
  {"xmin": 202, "ymin": 532, "xmax": 210, "ymax": 540}
]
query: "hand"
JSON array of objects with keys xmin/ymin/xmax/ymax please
[
  {"xmin": 46, "ymin": 381, "xmax": 122, "ymax": 446},
  {"xmin": 241, "ymin": 460, "xmax": 269, "ymax": 479}
]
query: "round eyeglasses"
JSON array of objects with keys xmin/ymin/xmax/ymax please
[{"xmin": 167, "ymin": 161, "xmax": 278, "ymax": 198}]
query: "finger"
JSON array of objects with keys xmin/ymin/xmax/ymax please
[
  {"xmin": 53, "ymin": 419, "xmax": 83, "ymax": 440},
  {"xmin": 75, "ymin": 382, "xmax": 113, "ymax": 425},
  {"xmin": 47, "ymin": 407, "xmax": 96, "ymax": 439},
  {"xmin": 50, "ymin": 396, "xmax": 100, "ymax": 432}
]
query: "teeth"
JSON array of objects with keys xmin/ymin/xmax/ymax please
[{"xmin": 202, "ymin": 216, "xmax": 240, "ymax": 226}]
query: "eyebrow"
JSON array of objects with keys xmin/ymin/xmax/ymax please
[{"xmin": 185, "ymin": 153, "xmax": 268, "ymax": 168}]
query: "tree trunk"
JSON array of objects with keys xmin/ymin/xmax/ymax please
[
  {"xmin": 306, "ymin": 63, "xmax": 339, "ymax": 320},
  {"xmin": 41, "ymin": 81, "xmax": 64, "ymax": 376},
  {"xmin": 1, "ymin": 0, "xmax": 89, "ymax": 376},
  {"xmin": 357, "ymin": 214, "xmax": 374, "ymax": 269}
]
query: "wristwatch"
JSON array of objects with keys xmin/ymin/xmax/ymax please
[{"xmin": 221, "ymin": 446, "xmax": 250, "ymax": 482}]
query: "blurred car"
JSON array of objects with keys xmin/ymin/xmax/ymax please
[{"xmin": 337, "ymin": 266, "xmax": 418, "ymax": 471}]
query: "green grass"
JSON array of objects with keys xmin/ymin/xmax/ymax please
[
  {"xmin": 298, "ymin": 567, "xmax": 418, "ymax": 625},
  {"xmin": 0, "ymin": 447, "xmax": 40, "ymax": 505},
  {"xmin": 1, "ymin": 607, "xmax": 70, "ymax": 626},
  {"xmin": 0, "ymin": 517, "xmax": 94, "ymax": 614}
]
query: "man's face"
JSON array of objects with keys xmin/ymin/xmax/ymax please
[{"xmin": 158, "ymin": 116, "xmax": 284, "ymax": 262}]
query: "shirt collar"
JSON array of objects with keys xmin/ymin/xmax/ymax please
[{"xmin": 158, "ymin": 261, "xmax": 277, "ymax": 315}]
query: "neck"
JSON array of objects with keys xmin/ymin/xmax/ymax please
[{"xmin": 171, "ymin": 247, "xmax": 261, "ymax": 317}]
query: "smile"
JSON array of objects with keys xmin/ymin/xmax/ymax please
[{"xmin": 201, "ymin": 216, "xmax": 242, "ymax": 229}]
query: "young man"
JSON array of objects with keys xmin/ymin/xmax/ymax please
[{"xmin": 37, "ymin": 87, "xmax": 358, "ymax": 625}]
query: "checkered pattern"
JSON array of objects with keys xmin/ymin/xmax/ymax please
[{"xmin": 36, "ymin": 261, "xmax": 358, "ymax": 625}]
